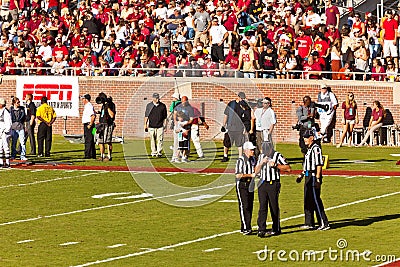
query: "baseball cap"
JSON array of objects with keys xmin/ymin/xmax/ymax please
[
  {"xmin": 80, "ymin": 94, "xmax": 91, "ymax": 101},
  {"xmin": 0, "ymin": 98, "xmax": 6, "ymax": 105},
  {"xmin": 302, "ymin": 130, "xmax": 314, "ymax": 138},
  {"xmin": 196, "ymin": 46, "xmax": 203, "ymax": 50},
  {"xmin": 320, "ymin": 83, "xmax": 328, "ymax": 89},
  {"xmin": 241, "ymin": 40, "xmax": 249, "ymax": 46},
  {"xmin": 238, "ymin": 92, "xmax": 246, "ymax": 99},
  {"xmin": 243, "ymin": 141, "xmax": 256, "ymax": 150},
  {"xmin": 152, "ymin": 93, "xmax": 160, "ymax": 99},
  {"xmin": 266, "ymin": 44, "xmax": 274, "ymax": 49},
  {"xmin": 204, "ymin": 54, "xmax": 211, "ymax": 59}
]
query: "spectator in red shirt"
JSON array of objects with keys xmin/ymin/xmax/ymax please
[
  {"xmin": 224, "ymin": 47, "xmax": 240, "ymax": 77},
  {"xmin": 325, "ymin": 0, "xmax": 340, "ymax": 29},
  {"xmin": 382, "ymin": 10, "xmax": 398, "ymax": 69},
  {"xmin": 201, "ymin": 54, "xmax": 219, "ymax": 77},
  {"xmin": 52, "ymin": 37, "xmax": 69, "ymax": 62},
  {"xmin": 3, "ymin": 56, "xmax": 16, "ymax": 75},
  {"xmin": 295, "ymin": 29, "xmax": 312, "ymax": 60},
  {"xmin": 69, "ymin": 55, "xmax": 83, "ymax": 76},
  {"xmin": 233, "ymin": 0, "xmax": 252, "ymax": 27},
  {"xmin": 313, "ymin": 32, "xmax": 329, "ymax": 59},
  {"xmin": 303, "ymin": 56, "xmax": 322, "ymax": 79}
]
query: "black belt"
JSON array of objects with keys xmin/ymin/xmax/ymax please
[{"xmin": 239, "ymin": 178, "xmax": 252, "ymax": 183}]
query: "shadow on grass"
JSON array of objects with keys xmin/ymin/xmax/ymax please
[{"xmin": 329, "ymin": 214, "xmax": 400, "ymax": 229}]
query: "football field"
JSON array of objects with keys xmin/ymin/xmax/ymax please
[{"xmin": 0, "ymin": 138, "xmax": 399, "ymax": 266}]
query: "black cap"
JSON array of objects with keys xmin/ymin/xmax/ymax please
[
  {"xmin": 311, "ymin": 51, "xmax": 319, "ymax": 57},
  {"xmin": 302, "ymin": 130, "xmax": 314, "ymax": 138},
  {"xmin": 152, "ymin": 93, "xmax": 160, "ymax": 99},
  {"xmin": 238, "ymin": 92, "xmax": 246, "ymax": 99},
  {"xmin": 80, "ymin": 94, "xmax": 91, "ymax": 101}
]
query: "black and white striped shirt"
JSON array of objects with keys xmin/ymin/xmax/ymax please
[
  {"xmin": 303, "ymin": 143, "xmax": 324, "ymax": 172},
  {"xmin": 257, "ymin": 151, "xmax": 288, "ymax": 182},
  {"xmin": 235, "ymin": 156, "xmax": 256, "ymax": 176}
]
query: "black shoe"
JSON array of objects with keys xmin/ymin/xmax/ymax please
[
  {"xmin": 221, "ymin": 157, "xmax": 229, "ymax": 162},
  {"xmin": 266, "ymin": 230, "xmax": 281, "ymax": 236},
  {"xmin": 242, "ymin": 229, "xmax": 252, "ymax": 235},
  {"xmin": 257, "ymin": 231, "xmax": 266, "ymax": 238},
  {"xmin": 45, "ymin": 154, "xmax": 50, "ymax": 157},
  {"xmin": 2, "ymin": 164, "xmax": 10, "ymax": 169}
]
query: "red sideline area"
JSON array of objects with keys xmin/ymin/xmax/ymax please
[
  {"xmin": 9, "ymin": 162, "xmax": 400, "ymax": 176},
  {"xmin": 379, "ymin": 260, "xmax": 400, "ymax": 267}
]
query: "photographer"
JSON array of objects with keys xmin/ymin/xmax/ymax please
[
  {"xmin": 295, "ymin": 96, "xmax": 321, "ymax": 155},
  {"xmin": 96, "ymin": 92, "xmax": 116, "ymax": 161}
]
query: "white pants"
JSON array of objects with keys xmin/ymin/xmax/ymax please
[
  {"xmin": 148, "ymin": 127, "xmax": 164, "ymax": 156},
  {"xmin": 359, "ymin": 123, "xmax": 383, "ymax": 146},
  {"xmin": 191, "ymin": 124, "xmax": 204, "ymax": 157},
  {"xmin": 319, "ymin": 111, "xmax": 335, "ymax": 135},
  {"xmin": 0, "ymin": 132, "xmax": 11, "ymax": 163}
]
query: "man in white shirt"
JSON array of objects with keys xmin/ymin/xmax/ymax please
[
  {"xmin": 254, "ymin": 97, "xmax": 276, "ymax": 155},
  {"xmin": 37, "ymin": 38, "xmax": 53, "ymax": 65},
  {"xmin": 81, "ymin": 94, "xmax": 96, "ymax": 159},
  {"xmin": 0, "ymin": 98, "xmax": 12, "ymax": 168},
  {"xmin": 209, "ymin": 17, "xmax": 228, "ymax": 63}
]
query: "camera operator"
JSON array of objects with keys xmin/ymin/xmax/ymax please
[
  {"xmin": 295, "ymin": 96, "xmax": 321, "ymax": 155},
  {"xmin": 95, "ymin": 92, "xmax": 116, "ymax": 161}
]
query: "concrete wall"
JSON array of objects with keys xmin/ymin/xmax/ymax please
[{"xmin": 1, "ymin": 76, "xmax": 399, "ymax": 143}]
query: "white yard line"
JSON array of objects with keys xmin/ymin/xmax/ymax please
[
  {"xmin": 0, "ymin": 172, "xmax": 101, "ymax": 190},
  {"xmin": 17, "ymin": 239, "xmax": 34, "ymax": 244},
  {"xmin": 0, "ymin": 183, "xmax": 235, "ymax": 227},
  {"xmin": 203, "ymin": 248, "xmax": 221, "ymax": 252},
  {"xmin": 71, "ymin": 190, "xmax": 400, "ymax": 267},
  {"xmin": 60, "ymin": 242, "xmax": 79, "ymax": 246},
  {"xmin": 107, "ymin": 244, "xmax": 127, "ymax": 249}
]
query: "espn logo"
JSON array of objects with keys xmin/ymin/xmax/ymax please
[{"xmin": 22, "ymin": 84, "xmax": 73, "ymax": 101}]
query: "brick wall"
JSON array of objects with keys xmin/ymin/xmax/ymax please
[{"xmin": 1, "ymin": 76, "xmax": 398, "ymax": 143}]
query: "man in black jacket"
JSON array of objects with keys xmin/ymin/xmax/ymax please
[
  {"xmin": 259, "ymin": 44, "xmax": 278, "ymax": 79},
  {"xmin": 144, "ymin": 93, "xmax": 168, "ymax": 157}
]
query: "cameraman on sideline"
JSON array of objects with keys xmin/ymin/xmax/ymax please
[
  {"xmin": 96, "ymin": 92, "xmax": 116, "ymax": 161},
  {"xmin": 295, "ymin": 96, "xmax": 320, "ymax": 156}
]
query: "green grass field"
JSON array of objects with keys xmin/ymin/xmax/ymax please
[{"xmin": 0, "ymin": 136, "xmax": 399, "ymax": 266}]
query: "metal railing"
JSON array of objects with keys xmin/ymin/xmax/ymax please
[{"xmin": 2, "ymin": 67, "xmax": 397, "ymax": 81}]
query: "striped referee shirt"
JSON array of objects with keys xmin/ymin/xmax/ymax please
[
  {"xmin": 257, "ymin": 151, "xmax": 288, "ymax": 182},
  {"xmin": 235, "ymin": 156, "xmax": 256, "ymax": 176},
  {"xmin": 303, "ymin": 143, "xmax": 324, "ymax": 172}
]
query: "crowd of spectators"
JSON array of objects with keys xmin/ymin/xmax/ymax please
[{"xmin": 0, "ymin": 0, "xmax": 399, "ymax": 80}]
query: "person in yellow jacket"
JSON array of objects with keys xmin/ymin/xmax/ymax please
[{"xmin": 36, "ymin": 96, "xmax": 56, "ymax": 157}]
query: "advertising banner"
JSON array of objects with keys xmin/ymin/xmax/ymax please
[{"xmin": 16, "ymin": 76, "xmax": 80, "ymax": 117}]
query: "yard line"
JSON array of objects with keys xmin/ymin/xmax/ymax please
[
  {"xmin": 71, "ymin": 190, "xmax": 400, "ymax": 267},
  {"xmin": 60, "ymin": 242, "xmax": 79, "ymax": 246},
  {"xmin": 17, "ymin": 239, "xmax": 34, "ymax": 244},
  {"xmin": 0, "ymin": 172, "xmax": 100, "ymax": 190},
  {"xmin": 0, "ymin": 183, "xmax": 235, "ymax": 226},
  {"xmin": 203, "ymin": 248, "xmax": 221, "ymax": 252},
  {"xmin": 107, "ymin": 244, "xmax": 126, "ymax": 249}
]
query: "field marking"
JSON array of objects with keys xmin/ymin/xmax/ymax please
[
  {"xmin": 0, "ymin": 183, "xmax": 235, "ymax": 226},
  {"xmin": 107, "ymin": 244, "xmax": 126, "ymax": 249},
  {"xmin": 203, "ymin": 248, "xmax": 221, "ymax": 252},
  {"xmin": 0, "ymin": 172, "xmax": 101, "ymax": 190},
  {"xmin": 92, "ymin": 192, "xmax": 131, "ymax": 199},
  {"xmin": 71, "ymin": 190, "xmax": 400, "ymax": 267},
  {"xmin": 218, "ymin": 200, "xmax": 237, "ymax": 203},
  {"xmin": 176, "ymin": 194, "xmax": 221, "ymax": 202},
  {"xmin": 17, "ymin": 239, "xmax": 34, "ymax": 244},
  {"xmin": 60, "ymin": 242, "xmax": 79, "ymax": 246},
  {"xmin": 114, "ymin": 193, "xmax": 153, "ymax": 200}
]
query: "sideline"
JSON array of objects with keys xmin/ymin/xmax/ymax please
[
  {"xmin": 10, "ymin": 164, "xmax": 400, "ymax": 176},
  {"xmin": 70, "ymin": 190, "xmax": 400, "ymax": 266}
]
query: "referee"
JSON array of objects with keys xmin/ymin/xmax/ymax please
[
  {"xmin": 235, "ymin": 141, "xmax": 257, "ymax": 235},
  {"xmin": 255, "ymin": 142, "xmax": 291, "ymax": 237},
  {"xmin": 297, "ymin": 130, "xmax": 330, "ymax": 231}
]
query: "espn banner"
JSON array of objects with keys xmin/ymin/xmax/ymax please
[{"xmin": 16, "ymin": 76, "xmax": 80, "ymax": 117}]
